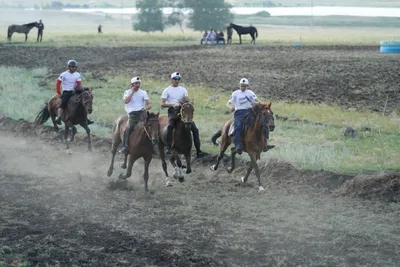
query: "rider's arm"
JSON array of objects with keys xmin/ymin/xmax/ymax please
[
  {"xmin": 76, "ymin": 80, "xmax": 81, "ymax": 87},
  {"xmin": 124, "ymin": 90, "xmax": 135, "ymax": 104},
  {"xmin": 226, "ymin": 100, "xmax": 235, "ymax": 112},
  {"xmin": 161, "ymin": 98, "xmax": 174, "ymax": 108},
  {"xmin": 56, "ymin": 79, "xmax": 62, "ymax": 96},
  {"xmin": 144, "ymin": 99, "xmax": 151, "ymax": 110}
]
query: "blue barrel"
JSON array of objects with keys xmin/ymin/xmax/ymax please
[{"xmin": 380, "ymin": 40, "xmax": 400, "ymax": 54}]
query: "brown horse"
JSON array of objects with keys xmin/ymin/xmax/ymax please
[
  {"xmin": 158, "ymin": 96, "xmax": 194, "ymax": 186},
  {"xmin": 210, "ymin": 103, "xmax": 275, "ymax": 191},
  {"xmin": 35, "ymin": 87, "xmax": 94, "ymax": 153},
  {"xmin": 7, "ymin": 22, "xmax": 38, "ymax": 42},
  {"xmin": 106, "ymin": 112, "xmax": 160, "ymax": 193}
]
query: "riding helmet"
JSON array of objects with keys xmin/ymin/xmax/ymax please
[{"xmin": 67, "ymin": 60, "xmax": 77, "ymax": 67}]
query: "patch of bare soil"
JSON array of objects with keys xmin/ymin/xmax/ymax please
[
  {"xmin": 1, "ymin": 116, "xmax": 400, "ymax": 267},
  {"xmin": 0, "ymin": 45, "xmax": 399, "ymax": 113}
]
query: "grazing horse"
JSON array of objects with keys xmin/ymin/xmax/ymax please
[
  {"xmin": 210, "ymin": 103, "xmax": 275, "ymax": 192},
  {"xmin": 106, "ymin": 112, "xmax": 160, "ymax": 193},
  {"xmin": 229, "ymin": 23, "xmax": 258, "ymax": 44},
  {"xmin": 35, "ymin": 87, "xmax": 94, "ymax": 153},
  {"xmin": 7, "ymin": 22, "xmax": 38, "ymax": 42},
  {"xmin": 158, "ymin": 96, "xmax": 194, "ymax": 186}
]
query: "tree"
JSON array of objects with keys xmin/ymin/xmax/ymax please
[
  {"xmin": 133, "ymin": 0, "xmax": 165, "ymax": 32},
  {"xmin": 165, "ymin": 11, "xmax": 185, "ymax": 32},
  {"xmin": 184, "ymin": 0, "xmax": 233, "ymax": 31}
]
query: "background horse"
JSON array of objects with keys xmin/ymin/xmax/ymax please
[
  {"xmin": 7, "ymin": 22, "xmax": 38, "ymax": 42},
  {"xmin": 210, "ymin": 103, "xmax": 275, "ymax": 192},
  {"xmin": 158, "ymin": 96, "xmax": 194, "ymax": 186},
  {"xmin": 229, "ymin": 23, "xmax": 258, "ymax": 44},
  {"xmin": 35, "ymin": 87, "xmax": 94, "ymax": 153},
  {"xmin": 107, "ymin": 112, "xmax": 160, "ymax": 193}
]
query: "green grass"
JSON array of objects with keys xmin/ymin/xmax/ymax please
[{"xmin": 0, "ymin": 66, "xmax": 399, "ymax": 173}]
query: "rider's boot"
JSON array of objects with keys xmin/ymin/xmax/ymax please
[{"xmin": 118, "ymin": 128, "xmax": 130, "ymax": 154}]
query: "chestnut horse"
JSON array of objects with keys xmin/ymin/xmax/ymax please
[
  {"xmin": 210, "ymin": 103, "xmax": 275, "ymax": 191},
  {"xmin": 158, "ymin": 96, "xmax": 194, "ymax": 187},
  {"xmin": 35, "ymin": 87, "xmax": 93, "ymax": 153},
  {"xmin": 106, "ymin": 112, "xmax": 160, "ymax": 193}
]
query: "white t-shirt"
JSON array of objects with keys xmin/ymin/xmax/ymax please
[
  {"xmin": 124, "ymin": 89, "xmax": 149, "ymax": 113},
  {"xmin": 229, "ymin": 89, "xmax": 257, "ymax": 110},
  {"xmin": 58, "ymin": 71, "xmax": 81, "ymax": 91},
  {"xmin": 161, "ymin": 86, "xmax": 188, "ymax": 105}
]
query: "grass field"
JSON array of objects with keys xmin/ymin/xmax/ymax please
[{"xmin": 1, "ymin": 66, "xmax": 399, "ymax": 173}]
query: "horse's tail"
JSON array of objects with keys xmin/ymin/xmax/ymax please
[
  {"xmin": 211, "ymin": 130, "xmax": 222, "ymax": 146},
  {"xmin": 35, "ymin": 103, "xmax": 50, "ymax": 125},
  {"xmin": 255, "ymin": 28, "xmax": 258, "ymax": 38},
  {"xmin": 7, "ymin": 26, "xmax": 10, "ymax": 40}
]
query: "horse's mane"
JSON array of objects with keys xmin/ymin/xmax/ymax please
[
  {"xmin": 23, "ymin": 22, "xmax": 38, "ymax": 27},
  {"xmin": 178, "ymin": 96, "xmax": 192, "ymax": 105},
  {"xmin": 147, "ymin": 112, "xmax": 158, "ymax": 120}
]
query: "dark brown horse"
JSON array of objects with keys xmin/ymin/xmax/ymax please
[
  {"xmin": 229, "ymin": 23, "xmax": 258, "ymax": 44},
  {"xmin": 7, "ymin": 22, "xmax": 38, "ymax": 42},
  {"xmin": 107, "ymin": 112, "xmax": 160, "ymax": 193},
  {"xmin": 35, "ymin": 87, "xmax": 94, "ymax": 153},
  {"xmin": 158, "ymin": 96, "xmax": 194, "ymax": 186},
  {"xmin": 210, "ymin": 103, "xmax": 275, "ymax": 191}
]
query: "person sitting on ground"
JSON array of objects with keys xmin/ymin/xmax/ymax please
[
  {"xmin": 200, "ymin": 30, "xmax": 207, "ymax": 44},
  {"xmin": 217, "ymin": 30, "xmax": 225, "ymax": 44},
  {"xmin": 206, "ymin": 29, "xmax": 217, "ymax": 44}
]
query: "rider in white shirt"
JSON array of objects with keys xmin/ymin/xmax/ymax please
[
  {"xmin": 160, "ymin": 72, "xmax": 204, "ymax": 157},
  {"xmin": 226, "ymin": 78, "xmax": 272, "ymax": 154},
  {"xmin": 118, "ymin": 77, "xmax": 151, "ymax": 154}
]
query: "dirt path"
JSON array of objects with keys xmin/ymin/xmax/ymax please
[{"xmin": 0, "ymin": 128, "xmax": 400, "ymax": 266}]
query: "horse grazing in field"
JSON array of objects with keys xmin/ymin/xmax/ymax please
[
  {"xmin": 7, "ymin": 22, "xmax": 39, "ymax": 42},
  {"xmin": 158, "ymin": 96, "xmax": 194, "ymax": 186},
  {"xmin": 229, "ymin": 23, "xmax": 258, "ymax": 44},
  {"xmin": 35, "ymin": 87, "xmax": 94, "ymax": 153},
  {"xmin": 210, "ymin": 103, "xmax": 275, "ymax": 192},
  {"xmin": 106, "ymin": 112, "xmax": 160, "ymax": 193}
]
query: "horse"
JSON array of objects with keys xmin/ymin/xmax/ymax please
[
  {"xmin": 210, "ymin": 102, "xmax": 275, "ymax": 192},
  {"xmin": 106, "ymin": 112, "xmax": 160, "ymax": 193},
  {"xmin": 228, "ymin": 23, "xmax": 258, "ymax": 44},
  {"xmin": 158, "ymin": 96, "xmax": 194, "ymax": 187},
  {"xmin": 7, "ymin": 22, "xmax": 38, "ymax": 42},
  {"xmin": 35, "ymin": 87, "xmax": 94, "ymax": 153}
]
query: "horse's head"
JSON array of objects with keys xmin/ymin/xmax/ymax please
[
  {"xmin": 252, "ymin": 102, "xmax": 275, "ymax": 132},
  {"xmin": 178, "ymin": 96, "xmax": 194, "ymax": 131},
  {"xmin": 146, "ymin": 112, "xmax": 160, "ymax": 146},
  {"xmin": 80, "ymin": 88, "xmax": 93, "ymax": 114}
]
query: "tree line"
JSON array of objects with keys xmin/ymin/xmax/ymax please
[{"xmin": 134, "ymin": 0, "xmax": 234, "ymax": 32}]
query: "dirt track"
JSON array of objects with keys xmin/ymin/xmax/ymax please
[
  {"xmin": 1, "ymin": 117, "xmax": 400, "ymax": 266},
  {"xmin": 1, "ymin": 45, "xmax": 399, "ymax": 113}
]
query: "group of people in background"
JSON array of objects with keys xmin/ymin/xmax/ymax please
[{"xmin": 200, "ymin": 27, "xmax": 232, "ymax": 45}]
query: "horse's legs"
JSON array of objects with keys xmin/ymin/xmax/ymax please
[
  {"xmin": 241, "ymin": 165, "xmax": 253, "ymax": 184},
  {"xmin": 143, "ymin": 156, "xmax": 152, "ymax": 193},
  {"xmin": 50, "ymin": 113, "xmax": 59, "ymax": 133},
  {"xmin": 25, "ymin": 33, "xmax": 27, "ymax": 42},
  {"xmin": 184, "ymin": 152, "xmax": 192, "ymax": 174},
  {"xmin": 64, "ymin": 124, "xmax": 71, "ymax": 154},
  {"xmin": 250, "ymin": 33, "xmax": 255, "ymax": 44},
  {"xmin": 80, "ymin": 123, "xmax": 92, "ymax": 152},
  {"xmin": 170, "ymin": 151, "xmax": 184, "ymax": 182},
  {"xmin": 227, "ymin": 148, "xmax": 237, "ymax": 174},
  {"xmin": 70, "ymin": 125, "xmax": 77, "ymax": 142},
  {"xmin": 106, "ymin": 133, "xmax": 120, "ymax": 177},
  {"xmin": 158, "ymin": 141, "xmax": 171, "ymax": 186},
  {"xmin": 119, "ymin": 154, "xmax": 137, "ymax": 180},
  {"xmin": 249, "ymin": 153, "xmax": 264, "ymax": 191},
  {"xmin": 211, "ymin": 135, "xmax": 231, "ymax": 171},
  {"xmin": 239, "ymin": 34, "xmax": 242, "ymax": 44},
  {"xmin": 121, "ymin": 153, "xmax": 128, "ymax": 169}
]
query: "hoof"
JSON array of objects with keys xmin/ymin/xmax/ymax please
[
  {"xmin": 120, "ymin": 163, "xmax": 127, "ymax": 169},
  {"xmin": 259, "ymin": 186, "xmax": 265, "ymax": 192},
  {"xmin": 166, "ymin": 180, "xmax": 173, "ymax": 187},
  {"xmin": 106, "ymin": 169, "xmax": 113, "ymax": 177},
  {"xmin": 227, "ymin": 167, "xmax": 233, "ymax": 174},
  {"xmin": 118, "ymin": 173, "xmax": 127, "ymax": 180},
  {"xmin": 241, "ymin": 176, "xmax": 245, "ymax": 183},
  {"xmin": 210, "ymin": 165, "xmax": 217, "ymax": 171},
  {"xmin": 66, "ymin": 149, "xmax": 72, "ymax": 154},
  {"xmin": 87, "ymin": 148, "xmax": 93, "ymax": 152},
  {"xmin": 178, "ymin": 176, "xmax": 185, "ymax": 183},
  {"xmin": 186, "ymin": 169, "xmax": 192, "ymax": 174}
]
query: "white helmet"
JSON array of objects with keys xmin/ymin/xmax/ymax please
[
  {"xmin": 131, "ymin": 76, "xmax": 141, "ymax": 83},
  {"xmin": 239, "ymin": 78, "xmax": 249, "ymax": 85}
]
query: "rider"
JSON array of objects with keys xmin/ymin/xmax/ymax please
[
  {"xmin": 160, "ymin": 72, "xmax": 204, "ymax": 158},
  {"xmin": 226, "ymin": 78, "xmax": 271, "ymax": 155},
  {"xmin": 118, "ymin": 76, "xmax": 151, "ymax": 154},
  {"xmin": 55, "ymin": 60, "xmax": 94, "ymax": 125}
]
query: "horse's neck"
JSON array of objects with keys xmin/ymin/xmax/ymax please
[
  {"xmin": 176, "ymin": 121, "xmax": 191, "ymax": 144},
  {"xmin": 249, "ymin": 114, "xmax": 263, "ymax": 138}
]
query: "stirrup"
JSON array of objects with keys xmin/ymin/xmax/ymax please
[{"xmin": 118, "ymin": 147, "xmax": 129, "ymax": 154}]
